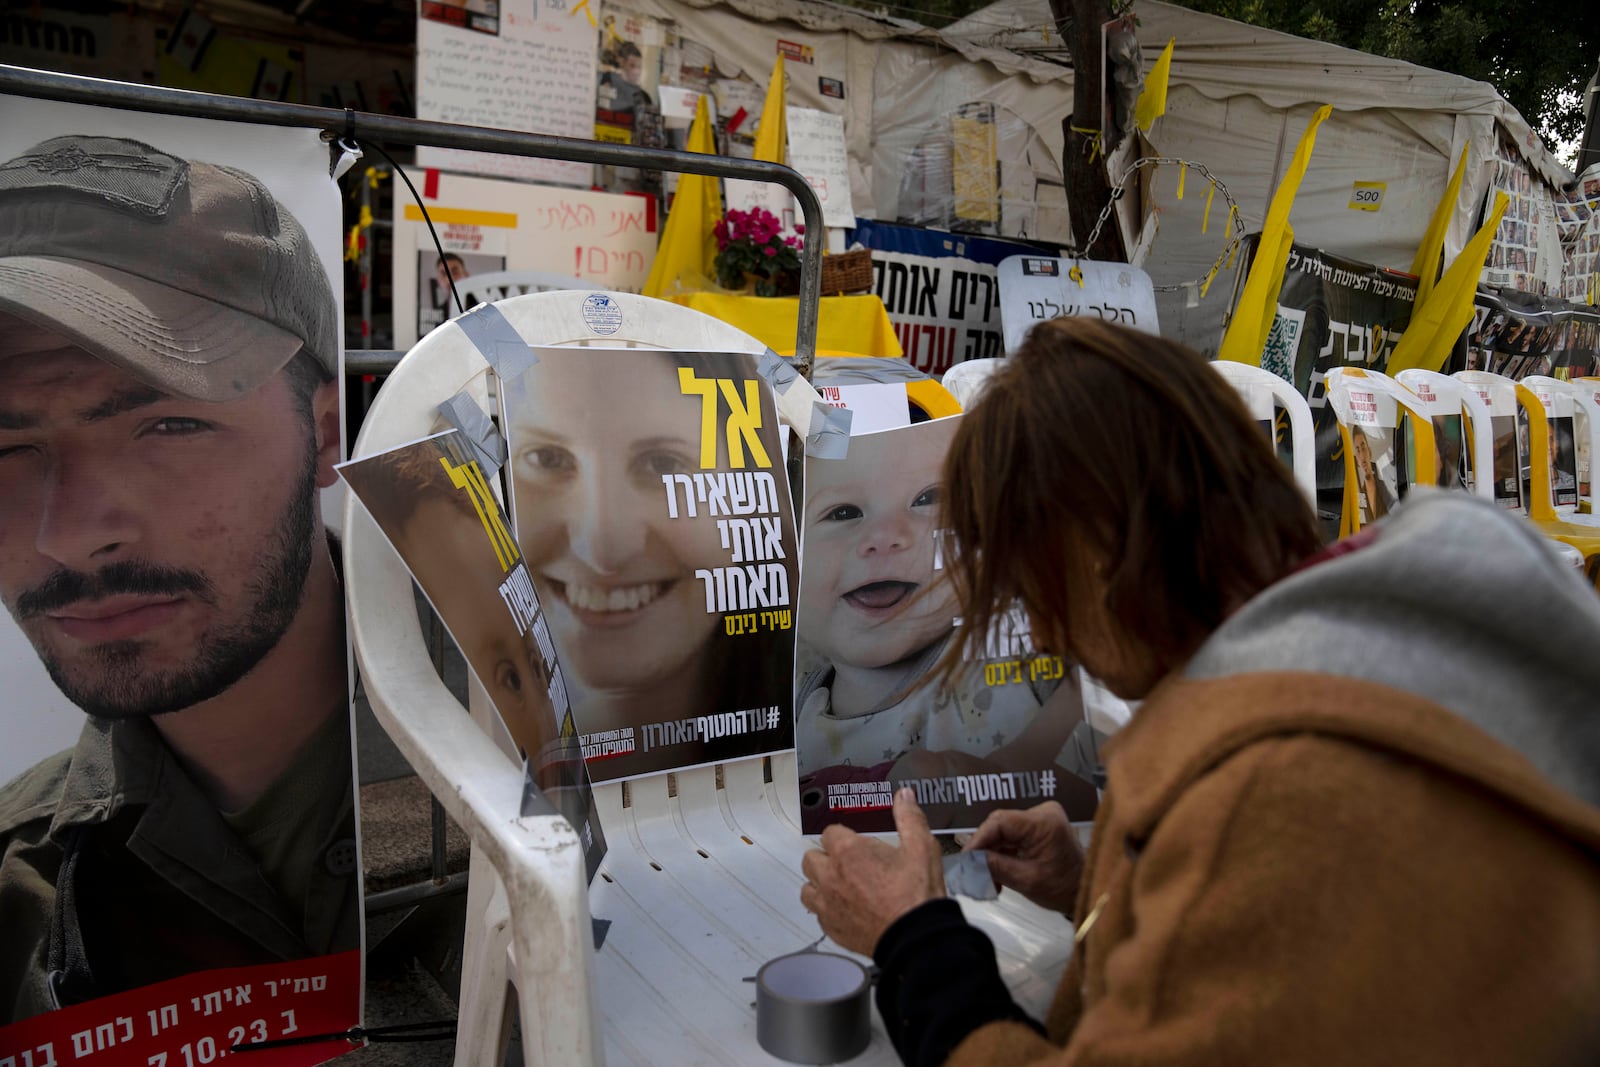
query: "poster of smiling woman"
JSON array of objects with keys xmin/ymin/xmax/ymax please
[
  {"xmin": 0, "ymin": 96, "xmax": 359, "ymax": 1063},
  {"xmin": 501, "ymin": 347, "xmax": 799, "ymax": 782},
  {"xmin": 793, "ymin": 418, "xmax": 1101, "ymax": 835}
]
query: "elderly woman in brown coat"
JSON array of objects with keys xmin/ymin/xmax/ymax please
[{"xmin": 801, "ymin": 318, "xmax": 1600, "ymax": 1066}]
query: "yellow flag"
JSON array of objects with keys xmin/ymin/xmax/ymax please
[
  {"xmin": 753, "ymin": 54, "xmax": 787, "ymax": 164},
  {"xmin": 1218, "ymin": 104, "xmax": 1334, "ymax": 365},
  {"xmin": 1385, "ymin": 192, "xmax": 1509, "ymax": 376},
  {"xmin": 642, "ymin": 94, "xmax": 722, "ymax": 299},
  {"xmin": 1134, "ymin": 38, "xmax": 1175, "ymax": 133},
  {"xmin": 1408, "ymin": 148, "xmax": 1468, "ymax": 310}
]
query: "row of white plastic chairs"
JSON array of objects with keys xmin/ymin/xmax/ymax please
[{"xmin": 947, "ymin": 356, "xmax": 1600, "ymax": 576}]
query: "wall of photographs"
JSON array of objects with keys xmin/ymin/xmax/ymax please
[{"xmin": 1480, "ymin": 133, "xmax": 1600, "ymax": 308}]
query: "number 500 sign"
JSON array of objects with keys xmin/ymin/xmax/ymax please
[{"xmin": 1349, "ymin": 181, "xmax": 1387, "ymax": 212}]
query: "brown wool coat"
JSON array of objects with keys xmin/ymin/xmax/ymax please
[{"xmin": 948, "ymin": 671, "xmax": 1600, "ymax": 1067}]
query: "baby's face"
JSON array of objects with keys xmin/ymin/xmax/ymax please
[{"xmin": 798, "ymin": 428, "xmax": 958, "ymax": 670}]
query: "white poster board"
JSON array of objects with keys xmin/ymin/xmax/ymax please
[
  {"xmin": 393, "ymin": 171, "xmax": 658, "ymax": 347},
  {"xmin": 997, "ymin": 255, "xmax": 1160, "ymax": 353},
  {"xmin": 724, "ymin": 107, "xmax": 853, "ymax": 234},
  {"xmin": 417, "ymin": 0, "xmax": 595, "ymax": 186},
  {"xmin": 786, "ymin": 107, "xmax": 854, "ymax": 229},
  {"xmin": 816, "ymin": 382, "xmax": 912, "ymax": 436}
]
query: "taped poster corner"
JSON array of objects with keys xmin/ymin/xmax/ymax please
[
  {"xmin": 806, "ymin": 400, "xmax": 852, "ymax": 458},
  {"xmin": 454, "ymin": 301, "xmax": 540, "ymax": 381},
  {"xmin": 437, "ymin": 390, "xmax": 508, "ymax": 477}
]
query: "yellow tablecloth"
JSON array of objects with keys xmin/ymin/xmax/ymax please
[{"xmin": 669, "ymin": 291, "xmax": 903, "ymax": 359}]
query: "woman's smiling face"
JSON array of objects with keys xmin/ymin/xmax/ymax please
[
  {"xmin": 508, "ymin": 350, "xmax": 728, "ymax": 696},
  {"xmin": 798, "ymin": 421, "xmax": 959, "ymax": 671}
]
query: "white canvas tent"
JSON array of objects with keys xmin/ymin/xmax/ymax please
[
  {"xmin": 622, "ymin": 0, "xmax": 1572, "ymax": 354},
  {"xmin": 940, "ymin": 0, "xmax": 1575, "ymax": 352},
  {"xmin": 22, "ymin": 0, "xmax": 1565, "ymax": 355}
]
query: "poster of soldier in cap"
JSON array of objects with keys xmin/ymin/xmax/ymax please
[{"xmin": 0, "ymin": 95, "xmax": 361, "ymax": 1065}]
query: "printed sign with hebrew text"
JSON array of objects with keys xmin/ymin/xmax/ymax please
[{"xmin": 997, "ymin": 255, "xmax": 1159, "ymax": 353}]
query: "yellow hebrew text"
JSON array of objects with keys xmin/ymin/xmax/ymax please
[
  {"xmin": 440, "ymin": 456, "xmax": 521, "ymax": 572},
  {"xmin": 677, "ymin": 368, "xmax": 773, "ymax": 470}
]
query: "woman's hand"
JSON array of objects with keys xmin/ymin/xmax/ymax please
[
  {"xmin": 800, "ymin": 789, "xmax": 947, "ymax": 955},
  {"xmin": 964, "ymin": 801, "xmax": 1085, "ymax": 915}
]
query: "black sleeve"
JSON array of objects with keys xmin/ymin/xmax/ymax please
[{"xmin": 873, "ymin": 898, "xmax": 1046, "ymax": 1067}]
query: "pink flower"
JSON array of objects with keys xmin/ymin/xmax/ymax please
[{"xmin": 763, "ymin": 245, "xmax": 777, "ymax": 257}]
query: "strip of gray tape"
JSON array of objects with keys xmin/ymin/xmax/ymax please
[
  {"xmin": 454, "ymin": 302, "xmax": 540, "ymax": 381},
  {"xmin": 942, "ymin": 850, "xmax": 999, "ymax": 901},
  {"xmin": 437, "ymin": 391, "xmax": 507, "ymax": 478},
  {"xmin": 757, "ymin": 347, "xmax": 800, "ymax": 395},
  {"xmin": 756, "ymin": 347, "xmax": 851, "ymax": 457},
  {"xmin": 807, "ymin": 400, "xmax": 852, "ymax": 459}
]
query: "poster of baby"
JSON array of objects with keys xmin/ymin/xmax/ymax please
[{"xmin": 792, "ymin": 417, "xmax": 1101, "ymax": 834}]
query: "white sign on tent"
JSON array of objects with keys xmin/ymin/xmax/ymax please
[
  {"xmin": 786, "ymin": 107, "xmax": 854, "ymax": 229},
  {"xmin": 724, "ymin": 106, "xmax": 854, "ymax": 233},
  {"xmin": 417, "ymin": 2, "xmax": 595, "ymax": 186},
  {"xmin": 996, "ymin": 255, "xmax": 1159, "ymax": 353}
]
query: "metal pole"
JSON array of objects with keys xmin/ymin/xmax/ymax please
[{"xmin": 0, "ymin": 64, "xmax": 824, "ymax": 375}]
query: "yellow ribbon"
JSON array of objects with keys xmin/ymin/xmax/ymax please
[
  {"xmin": 1202, "ymin": 181, "xmax": 1215, "ymax": 234},
  {"xmin": 344, "ymin": 204, "xmax": 373, "ymax": 263},
  {"xmin": 1070, "ymin": 124, "xmax": 1103, "ymax": 164}
]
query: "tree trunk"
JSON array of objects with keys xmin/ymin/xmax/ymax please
[{"xmin": 1048, "ymin": 0, "xmax": 1128, "ymax": 262}]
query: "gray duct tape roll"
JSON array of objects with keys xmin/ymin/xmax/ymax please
[{"xmin": 755, "ymin": 951, "xmax": 872, "ymax": 1064}]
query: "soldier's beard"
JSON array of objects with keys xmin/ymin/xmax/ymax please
[{"xmin": 16, "ymin": 448, "xmax": 319, "ymax": 721}]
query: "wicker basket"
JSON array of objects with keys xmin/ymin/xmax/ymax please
[{"xmin": 819, "ymin": 248, "xmax": 875, "ymax": 295}]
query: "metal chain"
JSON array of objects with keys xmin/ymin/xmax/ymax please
[{"xmin": 1068, "ymin": 155, "xmax": 1250, "ymax": 293}]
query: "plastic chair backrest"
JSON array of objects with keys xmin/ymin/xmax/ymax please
[
  {"xmin": 1393, "ymin": 369, "xmax": 1495, "ymax": 502},
  {"xmin": 1521, "ymin": 375, "xmax": 1600, "ymax": 520},
  {"xmin": 1323, "ymin": 367, "xmax": 1437, "ymax": 535},
  {"xmin": 1451, "ymin": 370, "xmax": 1530, "ymax": 513},
  {"xmin": 1208, "ymin": 361, "xmax": 1317, "ymax": 507},
  {"xmin": 941, "ymin": 357, "xmax": 1006, "ymax": 409},
  {"xmin": 1575, "ymin": 377, "xmax": 1600, "ymax": 514},
  {"xmin": 455, "ymin": 268, "xmax": 602, "ymax": 311}
]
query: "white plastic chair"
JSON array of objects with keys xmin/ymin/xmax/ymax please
[
  {"xmin": 1574, "ymin": 377, "xmax": 1600, "ymax": 516},
  {"xmin": 344, "ymin": 290, "xmax": 1075, "ymax": 1066},
  {"xmin": 1323, "ymin": 368, "xmax": 1438, "ymax": 536},
  {"xmin": 1454, "ymin": 370, "xmax": 1600, "ymax": 574},
  {"xmin": 1393, "ymin": 369, "xmax": 1495, "ymax": 502},
  {"xmin": 1209, "ymin": 361, "xmax": 1317, "ymax": 506},
  {"xmin": 455, "ymin": 269, "xmax": 604, "ymax": 312},
  {"xmin": 1521, "ymin": 375, "xmax": 1600, "ymax": 525},
  {"xmin": 941, "ymin": 357, "xmax": 1007, "ymax": 409}
]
